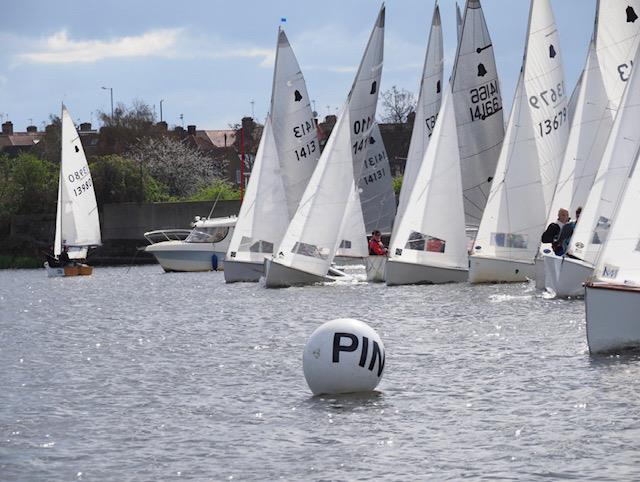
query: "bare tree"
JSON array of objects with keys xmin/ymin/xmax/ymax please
[
  {"xmin": 128, "ymin": 137, "xmax": 225, "ymax": 198},
  {"xmin": 380, "ymin": 86, "xmax": 416, "ymax": 123}
]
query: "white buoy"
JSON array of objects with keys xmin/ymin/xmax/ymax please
[{"xmin": 303, "ymin": 318, "xmax": 385, "ymax": 396}]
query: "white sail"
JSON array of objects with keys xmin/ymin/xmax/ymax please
[
  {"xmin": 271, "ymin": 29, "xmax": 320, "ymax": 219},
  {"xmin": 591, "ymin": 150, "xmax": 640, "ymax": 285},
  {"xmin": 472, "ymin": 0, "xmax": 569, "ymax": 264},
  {"xmin": 359, "ymin": 123, "xmax": 396, "ymax": 234},
  {"xmin": 269, "ymin": 6, "xmax": 385, "ymax": 279},
  {"xmin": 226, "ymin": 117, "xmax": 289, "ymax": 264},
  {"xmin": 541, "ymin": 40, "xmax": 609, "ymax": 246},
  {"xmin": 388, "ymin": 85, "xmax": 467, "ymax": 270},
  {"xmin": 226, "ymin": 29, "xmax": 318, "ymax": 268},
  {"xmin": 596, "ymin": 1, "xmax": 640, "ymax": 111},
  {"xmin": 336, "ymin": 182, "xmax": 369, "ymax": 258},
  {"xmin": 569, "ymin": 42, "xmax": 640, "ymax": 265},
  {"xmin": 396, "ymin": 3, "xmax": 443, "ymax": 222},
  {"xmin": 55, "ymin": 105, "xmax": 101, "ymax": 259},
  {"xmin": 452, "ymin": 0, "xmax": 505, "ymax": 226}
]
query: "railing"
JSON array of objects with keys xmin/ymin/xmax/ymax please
[{"xmin": 143, "ymin": 229, "xmax": 193, "ymax": 245}]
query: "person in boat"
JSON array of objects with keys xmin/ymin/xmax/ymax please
[
  {"xmin": 368, "ymin": 230, "xmax": 388, "ymax": 256},
  {"xmin": 556, "ymin": 206, "xmax": 582, "ymax": 257},
  {"xmin": 46, "ymin": 246, "xmax": 71, "ymax": 268},
  {"xmin": 541, "ymin": 208, "xmax": 569, "ymax": 255}
]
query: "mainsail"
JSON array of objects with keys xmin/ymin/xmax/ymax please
[
  {"xmin": 451, "ymin": 0, "xmax": 505, "ymax": 226},
  {"xmin": 55, "ymin": 105, "xmax": 101, "ymax": 259},
  {"xmin": 395, "ymin": 3, "xmax": 443, "ymax": 223}
]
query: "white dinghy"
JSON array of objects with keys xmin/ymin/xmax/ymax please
[
  {"xmin": 386, "ymin": 0, "xmax": 504, "ymax": 285},
  {"xmin": 264, "ymin": 6, "xmax": 385, "ymax": 288},
  {"xmin": 45, "ymin": 105, "xmax": 101, "ymax": 277},
  {"xmin": 469, "ymin": 0, "xmax": 569, "ymax": 283},
  {"xmin": 586, "ymin": 141, "xmax": 640, "ymax": 353},
  {"xmin": 385, "ymin": 86, "xmax": 468, "ymax": 285},
  {"xmin": 543, "ymin": 1, "xmax": 640, "ymax": 297},
  {"xmin": 224, "ymin": 28, "xmax": 319, "ymax": 283}
]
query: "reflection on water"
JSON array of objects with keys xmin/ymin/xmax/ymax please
[{"xmin": 1, "ymin": 266, "xmax": 640, "ymax": 480}]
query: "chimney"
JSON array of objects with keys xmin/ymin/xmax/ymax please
[
  {"xmin": 79, "ymin": 122, "xmax": 92, "ymax": 132},
  {"xmin": 187, "ymin": 124, "xmax": 196, "ymax": 136},
  {"xmin": 174, "ymin": 126, "xmax": 185, "ymax": 137},
  {"xmin": 26, "ymin": 125, "xmax": 38, "ymax": 133},
  {"xmin": 156, "ymin": 121, "xmax": 168, "ymax": 132},
  {"xmin": 2, "ymin": 121, "xmax": 13, "ymax": 135}
]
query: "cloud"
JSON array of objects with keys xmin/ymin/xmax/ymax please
[
  {"xmin": 13, "ymin": 28, "xmax": 274, "ymax": 67},
  {"xmin": 17, "ymin": 29, "xmax": 182, "ymax": 64}
]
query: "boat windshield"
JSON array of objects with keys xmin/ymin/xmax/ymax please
[{"xmin": 185, "ymin": 226, "xmax": 230, "ymax": 244}]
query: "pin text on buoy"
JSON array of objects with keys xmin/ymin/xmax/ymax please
[{"xmin": 303, "ymin": 318, "xmax": 385, "ymax": 396}]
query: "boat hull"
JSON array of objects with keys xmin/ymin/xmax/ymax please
[
  {"xmin": 366, "ymin": 256, "xmax": 386, "ymax": 283},
  {"xmin": 44, "ymin": 262, "xmax": 93, "ymax": 278},
  {"xmin": 145, "ymin": 242, "xmax": 225, "ymax": 272},
  {"xmin": 264, "ymin": 259, "xmax": 328, "ymax": 288},
  {"xmin": 586, "ymin": 283, "xmax": 640, "ymax": 354},
  {"xmin": 534, "ymin": 255, "xmax": 545, "ymax": 290},
  {"xmin": 543, "ymin": 255, "xmax": 592, "ymax": 298},
  {"xmin": 223, "ymin": 260, "xmax": 264, "ymax": 283},
  {"xmin": 385, "ymin": 259, "xmax": 468, "ymax": 286},
  {"xmin": 468, "ymin": 255, "xmax": 535, "ymax": 283}
]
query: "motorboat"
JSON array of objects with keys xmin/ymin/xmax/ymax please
[{"xmin": 144, "ymin": 215, "xmax": 236, "ymax": 272}]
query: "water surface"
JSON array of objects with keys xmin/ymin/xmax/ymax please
[{"xmin": 1, "ymin": 266, "xmax": 639, "ymax": 480}]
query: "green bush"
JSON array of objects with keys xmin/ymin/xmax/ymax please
[
  {"xmin": 392, "ymin": 175, "xmax": 403, "ymax": 195},
  {"xmin": 0, "ymin": 255, "xmax": 43, "ymax": 269},
  {"xmin": 0, "ymin": 153, "xmax": 57, "ymax": 224},
  {"xmin": 188, "ymin": 179, "xmax": 241, "ymax": 201}
]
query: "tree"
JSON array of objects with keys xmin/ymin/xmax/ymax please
[
  {"xmin": 380, "ymin": 86, "xmax": 416, "ymax": 123},
  {"xmin": 0, "ymin": 153, "xmax": 57, "ymax": 234},
  {"xmin": 128, "ymin": 137, "xmax": 226, "ymax": 198},
  {"xmin": 89, "ymin": 155, "xmax": 172, "ymax": 205},
  {"xmin": 188, "ymin": 179, "xmax": 241, "ymax": 201},
  {"xmin": 96, "ymin": 100, "xmax": 162, "ymax": 155},
  {"xmin": 33, "ymin": 115, "xmax": 62, "ymax": 164}
]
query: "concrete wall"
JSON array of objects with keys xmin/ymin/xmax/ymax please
[
  {"xmin": 11, "ymin": 200, "xmax": 241, "ymax": 244},
  {"xmin": 101, "ymin": 200, "xmax": 241, "ymax": 240}
]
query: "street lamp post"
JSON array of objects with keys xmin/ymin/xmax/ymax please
[{"xmin": 101, "ymin": 86, "xmax": 113, "ymax": 117}]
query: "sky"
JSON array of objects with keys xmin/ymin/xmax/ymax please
[{"xmin": 0, "ymin": 0, "xmax": 596, "ymax": 132}]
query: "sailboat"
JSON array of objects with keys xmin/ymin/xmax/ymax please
[
  {"xmin": 542, "ymin": 0, "xmax": 640, "ymax": 297},
  {"xmin": 585, "ymin": 135, "xmax": 640, "ymax": 353},
  {"xmin": 224, "ymin": 28, "xmax": 320, "ymax": 283},
  {"xmin": 44, "ymin": 104, "xmax": 101, "ymax": 277},
  {"xmin": 361, "ymin": 122, "xmax": 395, "ymax": 282},
  {"xmin": 264, "ymin": 5, "xmax": 385, "ymax": 288},
  {"xmin": 469, "ymin": 0, "xmax": 569, "ymax": 283},
  {"xmin": 385, "ymin": 0, "xmax": 504, "ymax": 285}
]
